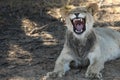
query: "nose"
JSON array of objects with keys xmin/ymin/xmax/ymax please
[{"xmin": 74, "ymin": 13, "xmax": 79, "ymax": 17}]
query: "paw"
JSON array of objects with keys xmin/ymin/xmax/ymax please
[
  {"xmin": 46, "ymin": 71, "xmax": 65, "ymax": 78},
  {"xmin": 85, "ymin": 71, "xmax": 103, "ymax": 80}
]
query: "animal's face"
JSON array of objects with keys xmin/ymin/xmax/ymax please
[
  {"xmin": 65, "ymin": 7, "xmax": 94, "ymax": 36},
  {"xmin": 61, "ymin": 3, "xmax": 98, "ymax": 37}
]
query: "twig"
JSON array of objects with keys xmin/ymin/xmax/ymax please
[{"xmin": 29, "ymin": 21, "xmax": 60, "ymax": 34}]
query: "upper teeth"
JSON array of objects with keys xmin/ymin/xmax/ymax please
[
  {"xmin": 80, "ymin": 19, "xmax": 83, "ymax": 21},
  {"xmin": 73, "ymin": 18, "xmax": 83, "ymax": 23}
]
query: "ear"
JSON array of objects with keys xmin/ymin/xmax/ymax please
[
  {"xmin": 60, "ymin": 5, "xmax": 75, "ymax": 17},
  {"xmin": 86, "ymin": 3, "xmax": 98, "ymax": 15}
]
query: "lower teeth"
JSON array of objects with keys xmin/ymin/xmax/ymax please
[
  {"xmin": 75, "ymin": 29, "xmax": 83, "ymax": 33},
  {"xmin": 80, "ymin": 29, "xmax": 83, "ymax": 32}
]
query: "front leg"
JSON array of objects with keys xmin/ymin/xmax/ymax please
[
  {"xmin": 85, "ymin": 58, "xmax": 104, "ymax": 80},
  {"xmin": 85, "ymin": 45, "xmax": 105, "ymax": 80},
  {"xmin": 47, "ymin": 46, "xmax": 74, "ymax": 78},
  {"xmin": 47, "ymin": 59, "xmax": 71, "ymax": 78}
]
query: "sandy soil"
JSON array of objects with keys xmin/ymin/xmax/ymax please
[{"xmin": 0, "ymin": 0, "xmax": 120, "ymax": 80}]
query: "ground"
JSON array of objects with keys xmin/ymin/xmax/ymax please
[{"xmin": 0, "ymin": 0, "xmax": 120, "ymax": 80}]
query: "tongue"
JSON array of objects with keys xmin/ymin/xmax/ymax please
[{"xmin": 76, "ymin": 24, "xmax": 83, "ymax": 31}]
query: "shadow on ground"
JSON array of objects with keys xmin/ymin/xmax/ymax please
[{"xmin": 0, "ymin": 1, "xmax": 66, "ymax": 80}]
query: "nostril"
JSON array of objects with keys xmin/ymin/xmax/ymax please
[{"xmin": 74, "ymin": 13, "xmax": 79, "ymax": 17}]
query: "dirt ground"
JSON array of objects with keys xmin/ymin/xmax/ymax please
[{"xmin": 0, "ymin": 0, "xmax": 120, "ymax": 80}]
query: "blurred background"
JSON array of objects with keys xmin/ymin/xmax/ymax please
[{"xmin": 0, "ymin": 0, "xmax": 120, "ymax": 80}]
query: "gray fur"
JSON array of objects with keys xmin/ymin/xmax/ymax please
[{"xmin": 66, "ymin": 30, "xmax": 96, "ymax": 67}]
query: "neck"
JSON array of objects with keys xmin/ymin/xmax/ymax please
[{"xmin": 66, "ymin": 30, "xmax": 97, "ymax": 58}]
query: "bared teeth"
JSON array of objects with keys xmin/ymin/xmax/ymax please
[
  {"xmin": 75, "ymin": 29, "xmax": 83, "ymax": 33},
  {"xmin": 73, "ymin": 19, "xmax": 76, "ymax": 23},
  {"xmin": 73, "ymin": 18, "xmax": 83, "ymax": 23},
  {"xmin": 73, "ymin": 19, "xmax": 78, "ymax": 23},
  {"xmin": 81, "ymin": 29, "xmax": 83, "ymax": 32},
  {"xmin": 80, "ymin": 19, "xmax": 83, "ymax": 21}
]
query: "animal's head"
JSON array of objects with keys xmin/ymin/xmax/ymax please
[{"xmin": 61, "ymin": 3, "xmax": 98, "ymax": 37}]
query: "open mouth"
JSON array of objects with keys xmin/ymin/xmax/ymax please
[{"xmin": 71, "ymin": 18, "xmax": 86, "ymax": 34}]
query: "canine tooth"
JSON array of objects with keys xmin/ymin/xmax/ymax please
[
  {"xmin": 80, "ymin": 19, "xmax": 83, "ymax": 21},
  {"xmin": 75, "ymin": 29, "xmax": 82, "ymax": 32},
  {"xmin": 75, "ymin": 30, "xmax": 79, "ymax": 32},
  {"xmin": 73, "ymin": 20, "xmax": 76, "ymax": 23}
]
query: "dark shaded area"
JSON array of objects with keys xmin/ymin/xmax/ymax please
[{"xmin": 0, "ymin": 0, "xmax": 66, "ymax": 79}]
